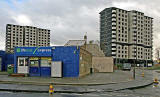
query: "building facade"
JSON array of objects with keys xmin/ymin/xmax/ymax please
[
  {"xmin": 5, "ymin": 24, "xmax": 50, "ymax": 53},
  {"xmin": 100, "ymin": 7, "xmax": 153, "ymax": 65},
  {"xmin": 14, "ymin": 46, "xmax": 92, "ymax": 77}
]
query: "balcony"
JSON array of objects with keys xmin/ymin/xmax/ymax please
[
  {"xmin": 112, "ymin": 27, "xmax": 116, "ymax": 29},
  {"xmin": 112, "ymin": 47, "xmax": 116, "ymax": 50},
  {"xmin": 112, "ymin": 14, "xmax": 116, "ymax": 17},
  {"xmin": 112, "ymin": 39, "xmax": 116, "ymax": 42},
  {"xmin": 112, "ymin": 52, "xmax": 116, "ymax": 55},
  {"xmin": 112, "ymin": 18, "xmax": 116, "ymax": 22},
  {"xmin": 112, "ymin": 22, "xmax": 116, "ymax": 25},
  {"xmin": 112, "ymin": 43, "xmax": 116, "ymax": 46},
  {"xmin": 112, "ymin": 31, "xmax": 116, "ymax": 34},
  {"xmin": 112, "ymin": 10, "xmax": 116, "ymax": 13},
  {"xmin": 133, "ymin": 17, "xmax": 137, "ymax": 20},
  {"xmin": 112, "ymin": 34, "xmax": 116, "ymax": 38}
]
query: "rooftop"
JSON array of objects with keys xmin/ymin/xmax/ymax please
[{"xmin": 64, "ymin": 40, "xmax": 86, "ymax": 46}]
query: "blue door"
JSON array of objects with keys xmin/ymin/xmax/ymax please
[
  {"xmin": 29, "ymin": 57, "xmax": 40, "ymax": 76},
  {"xmin": 40, "ymin": 57, "xmax": 51, "ymax": 77}
]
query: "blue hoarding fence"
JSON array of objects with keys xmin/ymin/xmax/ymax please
[
  {"xmin": 0, "ymin": 51, "xmax": 6, "ymax": 71},
  {"xmin": 52, "ymin": 46, "xmax": 80, "ymax": 77},
  {"xmin": 5, "ymin": 54, "xmax": 14, "ymax": 71}
]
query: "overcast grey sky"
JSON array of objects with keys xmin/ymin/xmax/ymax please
[{"xmin": 0, "ymin": 0, "xmax": 159, "ymax": 57}]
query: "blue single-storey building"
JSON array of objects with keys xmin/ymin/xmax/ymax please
[{"xmin": 14, "ymin": 46, "xmax": 92, "ymax": 77}]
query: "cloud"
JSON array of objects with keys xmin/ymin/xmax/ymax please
[
  {"xmin": 12, "ymin": 14, "xmax": 32, "ymax": 25},
  {"xmin": 112, "ymin": 1, "xmax": 138, "ymax": 9},
  {"xmin": 10, "ymin": 0, "xmax": 112, "ymax": 46},
  {"xmin": 0, "ymin": 0, "xmax": 159, "ymax": 59}
]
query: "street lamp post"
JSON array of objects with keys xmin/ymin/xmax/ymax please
[
  {"xmin": 133, "ymin": 29, "xmax": 137, "ymax": 79},
  {"xmin": 133, "ymin": 63, "xmax": 135, "ymax": 79}
]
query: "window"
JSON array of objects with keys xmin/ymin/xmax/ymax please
[
  {"xmin": 30, "ymin": 60, "xmax": 39, "ymax": 67},
  {"xmin": 19, "ymin": 58, "xmax": 24, "ymax": 66}
]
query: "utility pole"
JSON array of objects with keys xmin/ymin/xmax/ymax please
[
  {"xmin": 133, "ymin": 28, "xmax": 137, "ymax": 79},
  {"xmin": 115, "ymin": 43, "xmax": 117, "ymax": 66}
]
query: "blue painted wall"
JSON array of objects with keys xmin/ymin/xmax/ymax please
[
  {"xmin": 0, "ymin": 51, "xmax": 14, "ymax": 71},
  {"xmin": 0, "ymin": 51, "xmax": 6, "ymax": 71},
  {"xmin": 29, "ymin": 67, "xmax": 41, "ymax": 76},
  {"xmin": 52, "ymin": 46, "xmax": 80, "ymax": 77},
  {"xmin": 40, "ymin": 67, "xmax": 51, "ymax": 77},
  {"xmin": 5, "ymin": 54, "xmax": 14, "ymax": 71}
]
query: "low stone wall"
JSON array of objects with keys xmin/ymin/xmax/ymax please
[
  {"xmin": 79, "ymin": 47, "xmax": 92, "ymax": 77},
  {"xmin": 92, "ymin": 57, "xmax": 114, "ymax": 72}
]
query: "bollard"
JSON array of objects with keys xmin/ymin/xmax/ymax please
[
  {"xmin": 153, "ymin": 78, "xmax": 159, "ymax": 87},
  {"xmin": 49, "ymin": 84, "xmax": 54, "ymax": 95},
  {"xmin": 141, "ymin": 72, "xmax": 144, "ymax": 77},
  {"xmin": 154, "ymin": 78, "xmax": 159, "ymax": 84}
]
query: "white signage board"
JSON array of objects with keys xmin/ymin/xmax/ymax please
[{"xmin": 51, "ymin": 61, "xmax": 62, "ymax": 77}]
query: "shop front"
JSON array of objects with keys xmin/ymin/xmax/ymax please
[{"xmin": 14, "ymin": 47, "xmax": 52, "ymax": 77}]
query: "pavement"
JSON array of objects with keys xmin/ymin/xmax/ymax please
[
  {"xmin": 0, "ymin": 70, "xmax": 133, "ymax": 85},
  {"xmin": 0, "ymin": 69, "xmax": 154, "ymax": 93}
]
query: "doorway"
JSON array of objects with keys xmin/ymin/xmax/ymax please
[
  {"xmin": 17, "ymin": 57, "xmax": 29, "ymax": 74},
  {"xmin": 29, "ymin": 57, "xmax": 40, "ymax": 76}
]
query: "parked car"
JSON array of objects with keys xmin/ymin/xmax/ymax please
[
  {"xmin": 122, "ymin": 63, "xmax": 131, "ymax": 71},
  {"xmin": 147, "ymin": 63, "xmax": 152, "ymax": 67}
]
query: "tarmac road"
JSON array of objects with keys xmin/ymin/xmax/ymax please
[
  {"xmin": 0, "ymin": 91, "xmax": 146, "ymax": 97},
  {"xmin": 0, "ymin": 69, "xmax": 157, "ymax": 97},
  {"xmin": 0, "ymin": 84, "xmax": 159, "ymax": 97}
]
